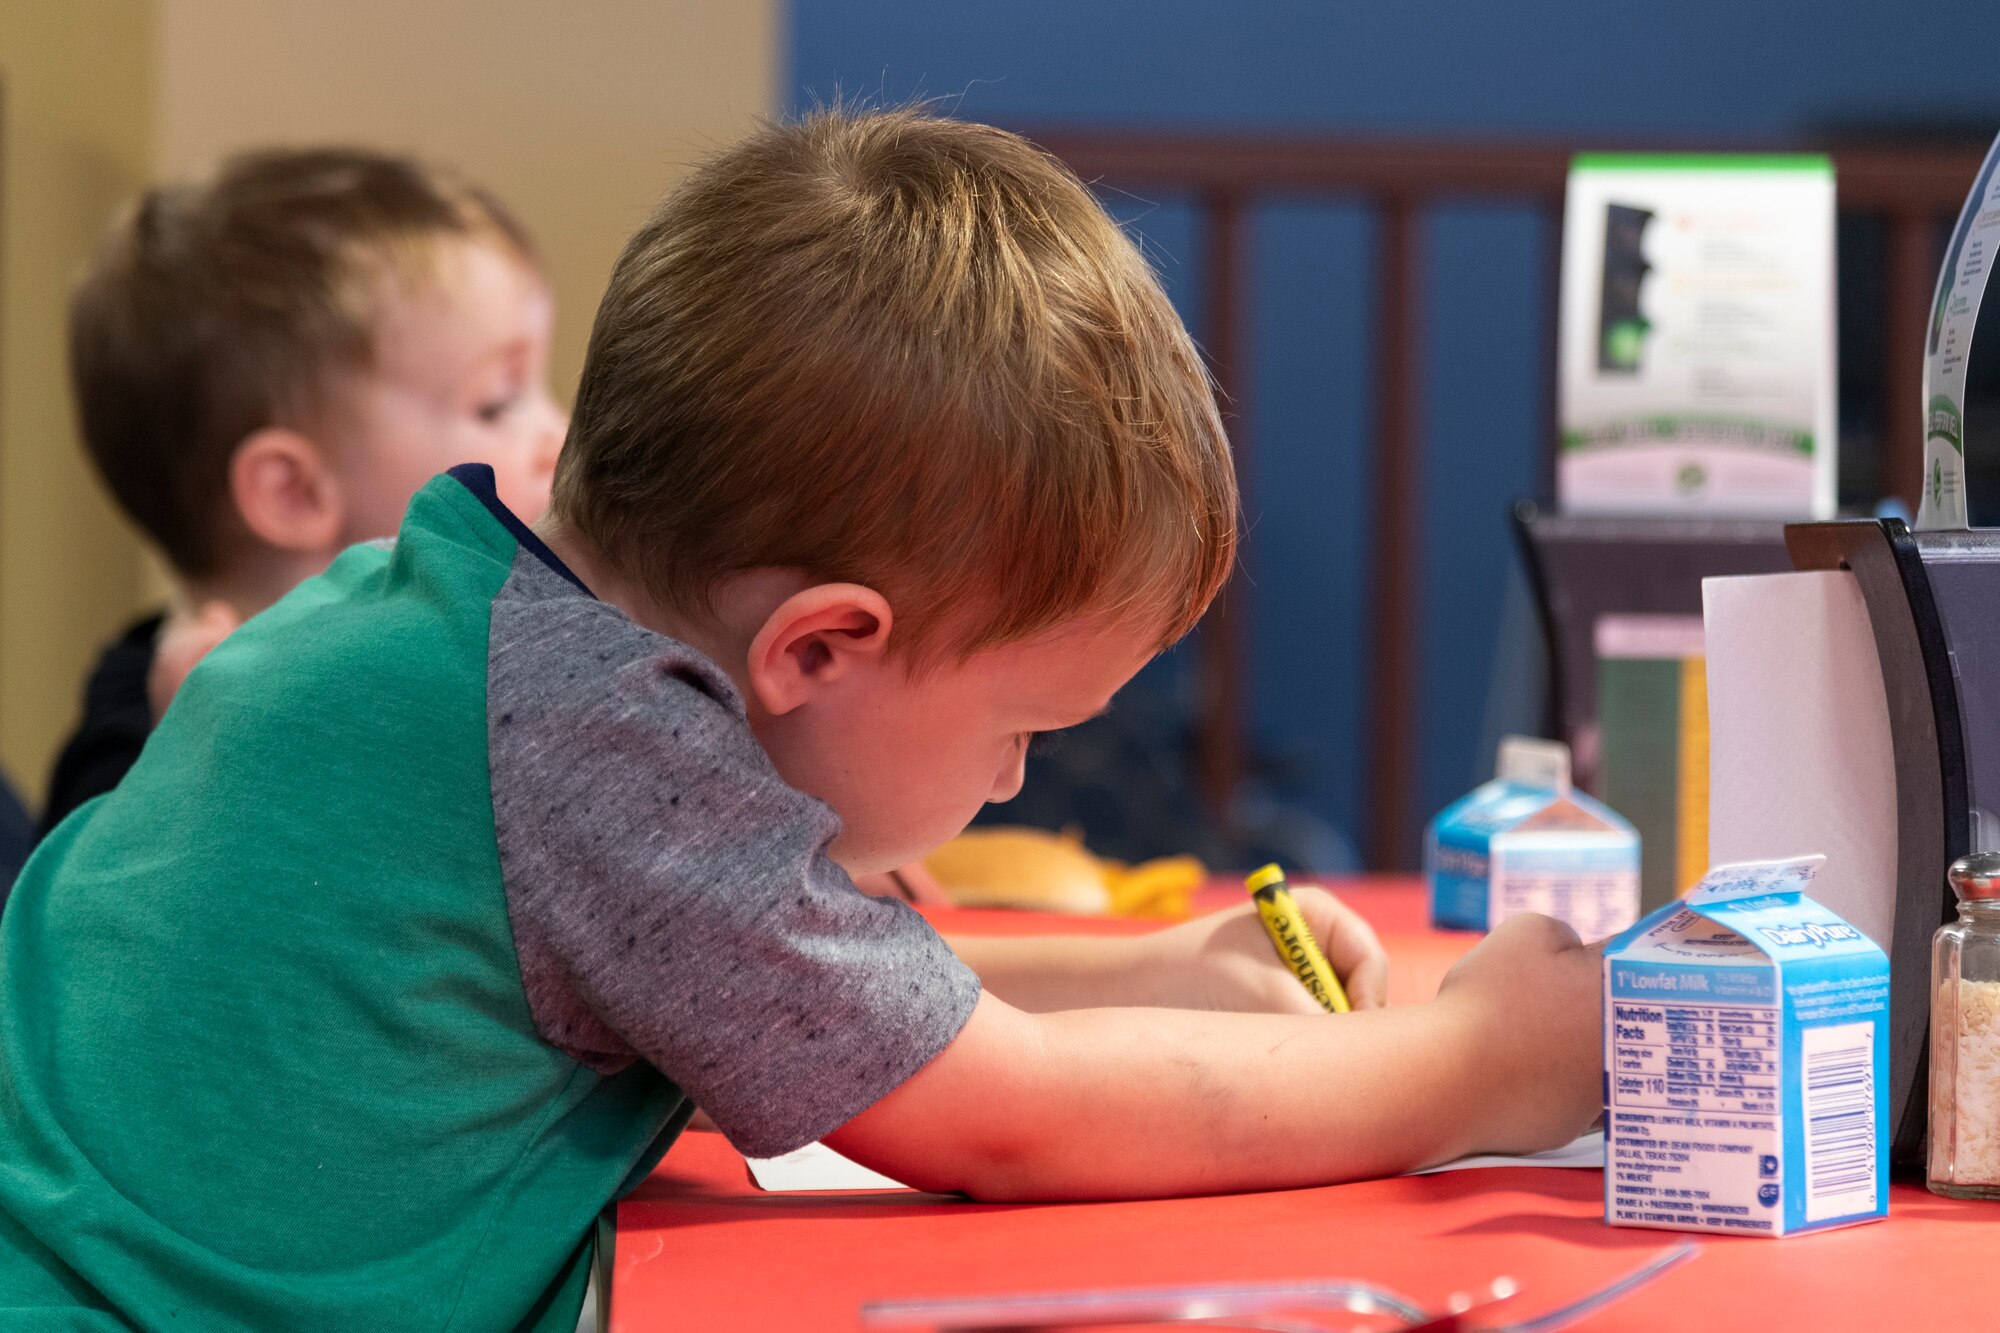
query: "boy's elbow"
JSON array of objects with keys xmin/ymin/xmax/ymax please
[
  {"xmin": 947, "ymin": 1148, "xmax": 1071, "ymax": 1203},
  {"xmin": 829, "ymin": 992, "xmax": 1075, "ymax": 1198},
  {"xmin": 833, "ymin": 1094, "xmax": 1080, "ymax": 1202},
  {"xmin": 875, "ymin": 1124, "xmax": 1059, "ymax": 1201}
]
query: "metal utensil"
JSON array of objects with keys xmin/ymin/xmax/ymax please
[
  {"xmin": 861, "ymin": 1278, "xmax": 1430, "ymax": 1331},
  {"xmin": 1482, "ymin": 1243, "xmax": 1696, "ymax": 1333},
  {"xmin": 859, "ymin": 1243, "xmax": 1696, "ymax": 1333}
]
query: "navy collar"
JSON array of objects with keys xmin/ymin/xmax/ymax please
[{"xmin": 446, "ymin": 464, "xmax": 593, "ymax": 598}]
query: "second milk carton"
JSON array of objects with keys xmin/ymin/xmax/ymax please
[
  {"xmin": 1603, "ymin": 855, "xmax": 1889, "ymax": 1236},
  {"xmin": 1426, "ymin": 736, "xmax": 1640, "ymax": 938}
]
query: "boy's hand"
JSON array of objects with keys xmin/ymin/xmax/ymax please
[
  {"xmin": 1432, "ymin": 913, "xmax": 1603, "ymax": 1156},
  {"xmin": 148, "ymin": 600, "xmax": 240, "ymax": 721},
  {"xmin": 1132, "ymin": 886, "xmax": 1388, "ymax": 1015}
]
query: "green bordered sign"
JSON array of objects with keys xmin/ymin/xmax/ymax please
[{"xmin": 1556, "ymin": 153, "xmax": 1836, "ymax": 517}]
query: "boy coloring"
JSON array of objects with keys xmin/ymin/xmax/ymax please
[{"xmin": 0, "ymin": 112, "xmax": 1600, "ymax": 1330}]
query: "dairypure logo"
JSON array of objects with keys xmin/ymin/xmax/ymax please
[
  {"xmin": 1433, "ymin": 846, "xmax": 1487, "ymax": 879},
  {"xmin": 1757, "ymin": 922, "xmax": 1862, "ymax": 949}
]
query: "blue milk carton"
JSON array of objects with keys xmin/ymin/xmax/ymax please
[
  {"xmin": 1426, "ymin": 736, "xmax": 1640, "ymax": 938},
  {"xmin": 1603, "ymin": 855, "xmax": 1890, "ymax": 1236}
]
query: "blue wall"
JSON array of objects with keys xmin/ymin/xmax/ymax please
[{"xmin": 791, "ymin": 0, "xmax": 2000, "ymax": 864}]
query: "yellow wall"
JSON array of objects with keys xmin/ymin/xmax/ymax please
[
  {"xmin": 0, "ymin": 0, "xmax": 155, "ymax": 804},
  {"xmin": 154, "ymin": 0, "xmax": 781, "ymax": 410},
  {"xmin": 0, "ymin": 0, "xmax": 778, "ymax": 807}
]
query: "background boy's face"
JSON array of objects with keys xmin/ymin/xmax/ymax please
[
  {"xmin": 331, "ymin": 237, "xmax": 566, "ymax": 537},
  {"xmin": 753, "ymin": 614, "xmax": 1158, "ymax": 876}
]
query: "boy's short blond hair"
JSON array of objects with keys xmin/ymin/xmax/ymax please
[
  {"xmin": 69, "ymin": 147, "xmax": 538, "ymax": 578},
  {"xmin": 554, "ymin": 108, "xmax": 1237, "ymax": 662}
]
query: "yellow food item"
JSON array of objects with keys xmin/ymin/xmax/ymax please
[
  {"xmin": 922, "ymin": 827, "xmax": 1203, "ymax": 918},
  {"xmin": 1104, "ymin": 855, "xmax": 1204, "ymax": 918},
  {"xmin": 923, "ymin": 828, "xmax": 1110, "ymax": 914}
]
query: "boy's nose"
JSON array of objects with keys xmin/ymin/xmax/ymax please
[{"xmin": 539, "ymin": 400, "xmax": 570, "ymax": 473}]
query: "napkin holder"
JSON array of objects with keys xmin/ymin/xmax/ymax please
[{"xmin": 1784, "ymin": 517, "xmax": 2000, "ymax": 1167}]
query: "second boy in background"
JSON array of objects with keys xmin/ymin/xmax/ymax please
[{"xmin": 36, "ymin": 148, "xmax": 566, "ymax": 837}]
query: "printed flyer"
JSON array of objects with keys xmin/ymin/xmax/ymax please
[{"xmin": 1558, "ymin": 155, "xmax": 1836, "ymax": 518}]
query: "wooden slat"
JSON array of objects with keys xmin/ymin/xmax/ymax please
[
  {"xmin": 1883, "ymin": 210, "xmax": 1941, "ymax": 513},
  {"xmin": 1363, "ymin": 197, "xmax": 1422, "ymax": 870},
  {"xmin": 1035, "ymin": 131, "xmax": 1572, "ymax": 197},
  {"xmin": 1828, "ymin": 146, "xmax": 1995, "ymax": 211},
  {"xmin": 1196, "ymin": 192, "xmax": 1249, "ymax": 819},
  {"xmin": 1034, "ymin": 130, "xmax": 1986, "ymax": 211},
  {"xmin": 1537, "ymin": 204, "xmax": 1565, "ymax": 541}
]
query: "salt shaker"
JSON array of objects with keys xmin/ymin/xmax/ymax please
[{"xmin": 1929, "ymin": 851, "xmax": 2000, "ymax": 1198}]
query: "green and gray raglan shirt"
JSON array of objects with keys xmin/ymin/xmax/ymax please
[{"xmin": 0, "ymin": 465, "xmax": 982, "ymax": 1330}]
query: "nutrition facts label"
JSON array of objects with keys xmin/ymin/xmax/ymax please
[
  {"xmin": 1609, "ymin": 994, "xmax": 1783, "ymax": 1234},
  {"xmin": 1609, "ymin": 1001, "xmax": 1779, "ymax": 1114}
]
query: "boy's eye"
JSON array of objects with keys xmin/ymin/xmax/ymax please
[
  {"xmin": 1027, "ymin": 730, "xmax": 1066, "ymax": 757},
  {"xmin": 476, "ymin": 394, "xmax": 519, "ymax": 424}
]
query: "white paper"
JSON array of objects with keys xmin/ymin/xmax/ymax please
[
  {"xmin": 1409, "ymin": 1129, "xmax": 1605, "ymax": 1175},
  {"xmin": 745, "ymin": 1140, "xmax": 909, "ymax": 1192},
  {"xmin": 748, "ymin": 1130, "xmax": 1607, "ymax": 1192},
  {"xmin": 1702, "ymin": 571, "xmax": 1898, "ymax": 951}
]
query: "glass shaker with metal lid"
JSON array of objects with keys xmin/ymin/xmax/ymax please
[{"xmin": 1929, "ymin": 851, "xmax": 2000, "ymax": 1198}]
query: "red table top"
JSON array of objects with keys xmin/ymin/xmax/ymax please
[{"xmin": 611, "ymin": 878, "xmax": 1993, "ymax": 1331}]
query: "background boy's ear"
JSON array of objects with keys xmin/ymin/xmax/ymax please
[
  {"xmin": 228, "ymin": 427, "xmax": 346, "ymax": 555},
  {"xmin": 745, "ymin": 583, "xmax": 894, "ymax": 716}
]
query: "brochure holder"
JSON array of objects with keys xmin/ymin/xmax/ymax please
[{"xmin": 1783, "ymin": 518, "xmax": 1997, "ymax": 1168}]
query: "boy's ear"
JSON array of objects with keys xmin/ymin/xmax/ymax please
[
  {"xmin": 744, "ymin": 583, "xmax": 894, "ymax": 716},
  {"xmin": 228, "ymin": 427, "xmax": 346, "ymax": 555}
]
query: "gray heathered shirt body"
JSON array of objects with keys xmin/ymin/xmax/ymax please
[{"xmin": 485, "ymin": 546, "xmax": 982, "ymax": 1159}]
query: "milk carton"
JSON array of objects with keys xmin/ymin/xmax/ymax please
[
  {"xmin": 1603, "ymin": 855, "xmax": 1890, "ymax": 1236},
  {"xmin": 1426, "ymin": 736, "xmax": 1640, "ymax": 938}
]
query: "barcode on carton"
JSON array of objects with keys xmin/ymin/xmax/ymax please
[{"xmin": 1800, "ymin": 1022, "xmax": 1876, "ymax": 1222}]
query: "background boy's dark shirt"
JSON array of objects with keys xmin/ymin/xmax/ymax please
[
  {"xmin": 35, "ymin": 613, "xmax": 162, "ymax": 843},
  {"xmin": 0, "ymin": 775, "xmax": 29, "ymax": 910}
]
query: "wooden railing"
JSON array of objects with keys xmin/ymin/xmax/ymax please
[{"xmin": 1026, "ymin": 130, "xmax": 1989, "ymax": 869}]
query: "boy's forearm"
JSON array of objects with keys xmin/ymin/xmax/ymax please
[
  {"xmin": 975, "ymin": 1003, "xmax": 1483, "ymax": 1198},
  {"xmin": 830, "ymin": 995, "xmax": 1498, "ymax": 1201}
]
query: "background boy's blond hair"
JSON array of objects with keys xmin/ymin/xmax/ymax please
[
  {"xmin": 68, "ymin": 147, "xmax": 538, "ymax": 579},
  {"xmin": 554, "ymin": 108, "xmax": 1238, "ymax": 661}
]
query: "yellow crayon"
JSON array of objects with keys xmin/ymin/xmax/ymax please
[{"xmin": 1244, "ymin": 863, "xmax": 1351, "ymax": 1014}]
